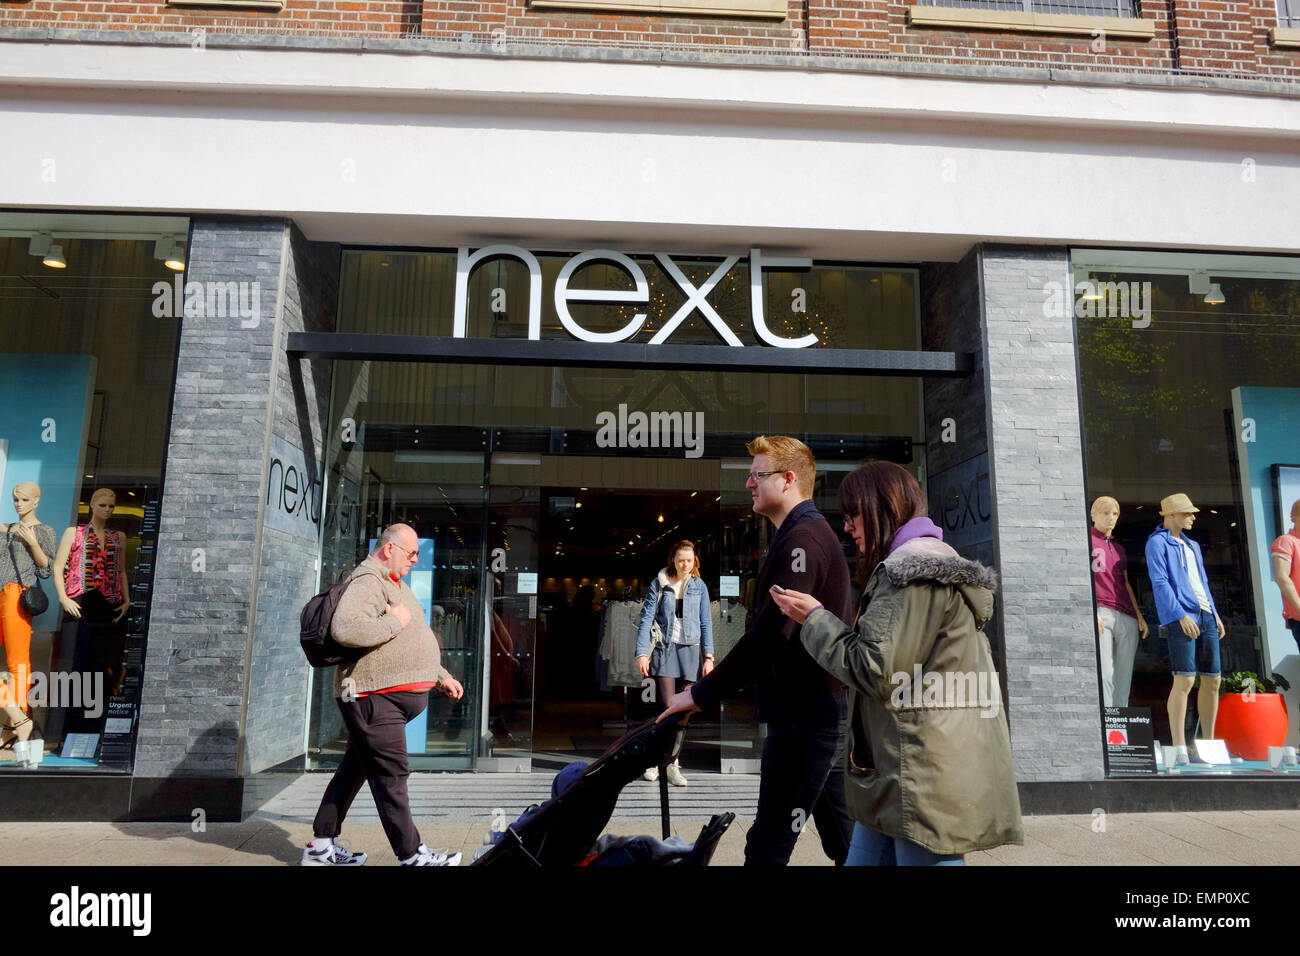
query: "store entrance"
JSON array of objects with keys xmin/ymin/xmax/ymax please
[
  {"xmin": 311, "ymin": 358, "xmax": 927, "ymax": 773},
  {"xmin": 483, "ymin": 444, "xmax": 760, "ymax": 771},
  {"xmin": 528, "ymin": 483, "xmax": 722, "ymax": 768}
]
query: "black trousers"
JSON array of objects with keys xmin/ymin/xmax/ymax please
[
  {"xmin": 744, "ymin": 719, "xmax": 853, "ymax": 866},
  {"xmin": 62, "ymin": 591, "xmax": 126, "ymax": 737},
  {"xmin": 313, "ymin": 690, "xmax": 429, "ymax": 860}
]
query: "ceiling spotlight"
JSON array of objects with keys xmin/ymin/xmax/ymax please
[
  {"xmin": 155, "ymin": 236, "xmax": 186, "ymax": 272},
  {"xmin": 1204, "ymin": 283, "xmax": 1225, "ymax": 306},
  {"xmin": 43, "ymin": 244, "xmax": 67, "ymax": 269}
]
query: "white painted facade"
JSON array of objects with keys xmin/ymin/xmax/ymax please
[{"xmin": 1, "ymin": 40, "xmax": 1298, "ymax": 259}]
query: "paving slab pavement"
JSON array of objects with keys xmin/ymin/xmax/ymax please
[{"xmin": 5, "ymin": 809, "xmax": 1300, "ymax": 865}]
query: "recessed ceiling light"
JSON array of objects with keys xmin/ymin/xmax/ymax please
[{"xmin": 155, "ymin": 236, "xmax": 185, "ymax": 272}]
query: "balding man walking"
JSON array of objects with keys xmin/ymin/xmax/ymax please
[{"xmin": 303, "ymin": 523, "xmax": 466, "ymax": 866}]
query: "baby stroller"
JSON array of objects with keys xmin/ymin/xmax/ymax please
[{"xmin": 472, "ymin": 713, "xmax": 734, "ymax": 866}]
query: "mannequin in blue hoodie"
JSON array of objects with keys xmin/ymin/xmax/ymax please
[{"xmin": 1144, "ymin": 493, "xmax": 1225, "ymax": 763}]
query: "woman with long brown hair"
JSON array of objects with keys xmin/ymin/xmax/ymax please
[
  {"xmin": 770, "ymin": 461, "xmax": 1022, "ymax": 865},
  {"xmin": 635, "ymin": 538, "xmax": 714, "ymax": 786}
]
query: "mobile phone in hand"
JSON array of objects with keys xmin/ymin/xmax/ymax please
[{"xmin": 769, "ymin": 584, "xmax": 787, "ymax": 594}]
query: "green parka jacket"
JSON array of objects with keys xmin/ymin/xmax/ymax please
[{"xmin": 800, "ymin": 535, "xmax": 1023, "ymax": 855}]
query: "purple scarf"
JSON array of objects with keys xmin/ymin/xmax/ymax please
[{"xmin": 889, "ymin": 516, "xmax": 943, "ymax": 555}]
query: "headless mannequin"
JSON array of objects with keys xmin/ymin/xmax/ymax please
[
  {"xmin": 0, "ymin": 482, "xmax": 55, "ymax": 751},
  {"xmin": 1161, "ymin": 510, "xmax": 1225, "ymax": 750}
]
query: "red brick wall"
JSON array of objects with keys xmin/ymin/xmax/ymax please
[
  {"xmin": 0, "ymin": 0, "xmax": 1296, "ymax": 77},
  {"xmin": 1169, "ymin": 0, "xmax": 1270, "ymax": 73},
  {"xmin": 0, "ymin": 0, "xmax": 421, "ymax": 35},
  {"xmin": 420, "ymin": 0, "xmax": 802, "ymax": 50},
  {"xmin": 889, "ymin": 0, "xmax": 1177, "ymax": 71},
  {"xmin": 808, "ymin": 0, "xmax": 890, "ymax": 53}
]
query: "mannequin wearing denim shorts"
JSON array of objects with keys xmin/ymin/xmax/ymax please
[{"xmin": 1145, "ymin": 493, "xmax": 1225, "ymax": 756}]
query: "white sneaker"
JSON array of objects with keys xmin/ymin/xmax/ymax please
[
  {"xmin": 400, "ymin": 844, "xmax": 462, "ymax": 867},
  {"xmin": 666, "ymin": 760, "xmax": 687, "ymax": 788},
  {"xmin": 643, "ymin": 765, "xmax": 659, "ymax": 782},
  {"xmin": 300, "ymin": 838, "xmax": 367, "ymax": 866}
]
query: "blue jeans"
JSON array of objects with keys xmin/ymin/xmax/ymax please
[
  {"xmin": 846, "ymin": 823, "xmax": 965, "ymax": 866},
  {"xmin": 1162, "ymin": 609, "xmax": 1220, "ymax": 676}
]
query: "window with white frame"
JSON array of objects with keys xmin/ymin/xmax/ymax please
[{"xmin": 916, "ymin": 0, "xmax": 1138, "ymax": 16}]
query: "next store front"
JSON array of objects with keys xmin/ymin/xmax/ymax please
[
  {"xmin": 5, "ymin": 209, "xmax": 1300, "ymax": 818},
  {"xmin": 300, "ymin": 245, "xmax": 980, "ymax": 774}
]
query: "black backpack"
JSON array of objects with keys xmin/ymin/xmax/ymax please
[{"xmin": 300, "ymin": 578, "xmax": 364, "ymax": 668}]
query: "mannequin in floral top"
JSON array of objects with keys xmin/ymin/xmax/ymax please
[{"xmin": 52, "ymin": 488, "xmax": 130, "ymax": 735}]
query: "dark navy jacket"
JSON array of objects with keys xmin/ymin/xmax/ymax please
[{"xmin": 689, "ymin": 499, "xmax": 853, "ymax": 726}]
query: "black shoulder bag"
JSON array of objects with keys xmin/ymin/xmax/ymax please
[{"xmin": 8, "ymin": 533, "xmax": 49, "ymax": 617}]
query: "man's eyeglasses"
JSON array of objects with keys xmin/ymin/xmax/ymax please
[
  {"xmin": 396, "ymin": 545, "xmax": 419, "ymax": 561},
  {"xmin": 746, "ymin": 470, "xmax": 784, "ymax": 483}
]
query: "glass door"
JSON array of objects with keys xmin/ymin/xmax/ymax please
[{"xmin": 309, "ymin": 363, "xmax": 491, "ymax": 770}]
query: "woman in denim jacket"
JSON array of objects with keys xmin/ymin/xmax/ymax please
[{"xmin": 635, "ymin": 539, "xmax": 714, "ymax": 786}]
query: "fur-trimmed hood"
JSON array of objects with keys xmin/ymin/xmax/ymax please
[
  {"xmin": 883, "ymin": 537, "xmax": 999, "ymax": 590},
  {"xmin": 881, "ymin": 536, "xmax": 997, "ymax": 626}
]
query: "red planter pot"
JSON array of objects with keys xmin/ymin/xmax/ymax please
[{"xmin": 1215, "ymin": 693, "xmax": 1289, "ymax": 761}]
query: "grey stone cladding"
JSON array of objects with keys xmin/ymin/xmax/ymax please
[
  {"xmin": 136, "ymin": 218, "xmax": 338, "ymax": 778},
  {"xmin": 242, "ymin": 226, "xmax": 339, "ymax": 775},
  {"xmin": 979, "ymin": 246, "xmax": 1104, "ymax": 781},
  {"xmin": 921, "ymin": 251, "xmax": 996, "ymax": 606}
]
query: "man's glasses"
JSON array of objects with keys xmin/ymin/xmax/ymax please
[
  {"xmin": 746, "ymin": 470, "xmax": 784, "ymax": 483},
  {"xmin": 396, "ymin": 545, "xmax": 419, "ymax": 560}
]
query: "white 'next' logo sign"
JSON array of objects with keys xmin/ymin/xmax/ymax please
[{"xmin": 452, "ymin": 246, "xmax": 817, "ymax": 349}]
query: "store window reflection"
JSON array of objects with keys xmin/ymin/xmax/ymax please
[
  {"xmin": 0, "ymin": 225, "xmax": 184, "ymax": 772},
  {"xmin": 1075, "ymin": 251, "xmax": 1300, "ymax": 773}
]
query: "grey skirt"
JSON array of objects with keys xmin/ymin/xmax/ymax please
[{"xmin": 651, "ymin": 641, "xmax": 701, "ymax": 681}]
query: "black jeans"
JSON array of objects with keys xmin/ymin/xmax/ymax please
[
  {"xmin": 1289, "ymin": 619, "xmax": 1300, "ymax": 653},
  {"xmin": 745, "ymin": 719, "xmax": 853, "ymax": 866},
  {"xmin": 313, "ymin": 690, "xmax": 429, "ymax": 860},
  {"xmin": 63, "ymin": 591, "xmax": 126, "ymax": 736}
]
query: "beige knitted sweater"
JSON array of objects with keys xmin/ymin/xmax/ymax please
[{"xmin": 330, "ymin": 556, "xmax": 452, "ymax": 699}]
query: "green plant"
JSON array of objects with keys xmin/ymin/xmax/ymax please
[{"xmin": 1219, "ymin": 671, "xmax": 1279, "ymax": 695}]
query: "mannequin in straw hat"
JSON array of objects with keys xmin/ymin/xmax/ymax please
[{"xmin": 1144, "ymin": 493, "xmax": 1225, "ymax": 764}]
